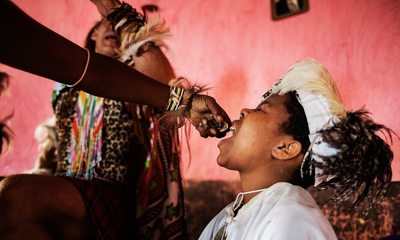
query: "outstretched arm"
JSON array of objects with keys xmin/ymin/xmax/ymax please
[
  {"xmin": 0, "ymin": 1, "xmax": 231, "ymax": 137},
  {"xmin": 0, "ymin": 1, "xmax": 168, "ymax": 107}
]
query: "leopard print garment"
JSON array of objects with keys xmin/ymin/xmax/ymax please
[{"xmin": 53, "ymin": 87, "xmax": 144, "ymax": 182}]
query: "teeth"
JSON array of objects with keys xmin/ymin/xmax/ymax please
[{"xmin": 105, "ymin": 36, "xmax": 118, "ymax": 40}]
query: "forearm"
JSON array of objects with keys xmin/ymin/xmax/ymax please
[
  {"xmin": 0, "ymin": 1, "xmax": 169, "ymax": 107},
  {"xmin": 0, "ymin": 1, "xmax": 85, "ymax": 84},
  {"xmin": 0, "ymin": 1, "xmax": 231, "ymax": 136},
  {"xmin": 81, "ymin": 51, "xmax": 169, "ymax": 107}
]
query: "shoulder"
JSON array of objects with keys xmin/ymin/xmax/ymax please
[
  {"xmin": 264, "ymin": 200, "xmax": 337, "ymax": 239},
  {"xmin": 271, "ymin": 202, "xmax": 326, "ymax": 225},
  {"xmin": 256, "ymin": 183, "xmax": 337, "ymax": 239}
]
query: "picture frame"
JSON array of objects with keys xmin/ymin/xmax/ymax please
[{"xmin": 271, "ymin": 0, "xmax": 309, "ymax": 20}]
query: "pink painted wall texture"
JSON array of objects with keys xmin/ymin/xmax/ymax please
[{"xmin": 1, "ymin": 0, "xmax": 399, "ymax": 181}]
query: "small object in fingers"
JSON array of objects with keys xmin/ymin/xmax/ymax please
[
  {"xmin": 218, "ymin": 121, "xmax": 229, "ymax": 132},
  {"xmin": 209, "ymin": 128, "xmax": 217, "ymax": 136},
  {"xmin": 207, "ymin": 119, "xmax": 229, "ymax": 133}
]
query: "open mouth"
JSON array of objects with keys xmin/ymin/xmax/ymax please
[
  {"xmin": 226, "ymin": 121, "xmax": 239, "ymax": 137},
  {"xmin": 229, "ymin": 125, "xmax": 236, "ymax": 135},
  {"xmin": 105, "ymin": 33, "xmax": 119, "ymax": 41}
]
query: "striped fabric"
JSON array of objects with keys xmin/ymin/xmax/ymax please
[
  {"xmin": 53, "ymin": 87, "xmax": 186, "ymax": 239},
  {"xmin": 67, "ymin": 92, "xmax": 104, "ymax": 179}
]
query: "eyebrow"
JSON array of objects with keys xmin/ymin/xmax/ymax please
[
  {"xmin": 260, "ymin": 98, "xmax": 271, "ymax": 105},
  {"xmin": 257, "ymin": 99, "xmax": 271, "ymax": 110}
]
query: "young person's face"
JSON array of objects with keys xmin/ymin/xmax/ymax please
[
  {"xmin": 91, "ymin": 20, "xmax": 120, "ymax": 57},
  {"xmin": 217, "ymin": 94, "xmax": 291, "ymax": 172}
]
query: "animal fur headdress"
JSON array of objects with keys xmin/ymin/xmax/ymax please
[
  {"xmin": 263, "ymin": 59, "xmax": 395, "ymax": 208},
  {"xmin": 107, "ymin": 3, "xmax": 171, "ymax": 66}
]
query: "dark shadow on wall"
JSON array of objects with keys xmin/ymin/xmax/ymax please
[
  {"xmin": 184, "ymin": 180, "xmax": 400, "ymax": 240},
  {"xmin": 184, "ymin": 180, "xmax": 240, "ymax": 239}
]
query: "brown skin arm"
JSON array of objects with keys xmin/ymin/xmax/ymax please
[
  {"xmin": 90, "ymin": 0, "xmax": 122, "ymax": 17},
  {"xmin": 91, "ymin": 0, "xmax": 233, "ymax": 136},
  {"xmin": 132, "ymin": 46, "xmax": 176, "ymax": 85},
  {"xmin": 0, "ymin": 1, "xmax": 169, "ymax": 107},
  {"xmin": 0, "ymin": 1, "xmax": 231, "ymax": 137}
]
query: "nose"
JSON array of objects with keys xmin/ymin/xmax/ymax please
[
  {"xmin": 240, "ymin": 108, "xmax": 252, "ymax": 119},
  {"xmin": 101, "ymin": 20, "xmax": 113, "ymax": 30},
  {"xmin": 105, "ymin": 22, "xmax": 113, "ymax": 30}
]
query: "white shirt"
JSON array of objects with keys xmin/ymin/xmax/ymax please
[{"xmin": 199, "ymin": 182, "xmax": 337, "ymax": 240}]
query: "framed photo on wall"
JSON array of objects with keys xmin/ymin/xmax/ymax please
[{"xmin": 271, "ymin": 0, "xmax": 309, "ymax": 20}]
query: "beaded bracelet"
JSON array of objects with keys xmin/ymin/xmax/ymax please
[
  {"xmin": 165, "ymin": 86, "xmax": 185, "ymax": 112},
  {"xmin": 161, "ymin": 77, "xmax": 202, "ymax": 127}
]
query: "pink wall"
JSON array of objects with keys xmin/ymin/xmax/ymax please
[{"xmin": 1, "ymin": 0, "xmax": 399, "ymax": 181}]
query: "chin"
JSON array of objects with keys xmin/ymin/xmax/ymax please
[
  {"xmin": 216, "ymin": 155, "xmax": 234, "ymax": 170},
  {"xmin": 216, "ymin": 154, "xmax": 226, "ymax": 168},
  {"xmin": 101, "ymin": 48, "xmax": 119, "ymax": 57}
]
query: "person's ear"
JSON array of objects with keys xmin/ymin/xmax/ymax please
[{"xmin": 271, "ymin": 140, "xmax": 302, "ymax": 160}]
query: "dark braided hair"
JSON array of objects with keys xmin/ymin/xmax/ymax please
[
  {"xmin": 280, "ymin": 92, "xmax": 313, "ymax": 188},
  {"xmin": 314, "ymin": 109, "xmax": 396, "ymax": 210}
]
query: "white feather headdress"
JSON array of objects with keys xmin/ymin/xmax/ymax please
[
  {"xmin": 119, "ymin": 14, "xmax": 171, "ymax": 64},
  {"xmin": 263, "ymin": 59, "xmax": 346, "ymax": 186}
]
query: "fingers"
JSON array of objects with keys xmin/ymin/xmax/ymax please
[
  {"xmin": 190, "ymin": 94, "xmax": 232, "ymax": 138},
  {"xmin": 204, "ymin": 96, "xmax": 232, "ymax": 127},
  {"xmin": 203, "ymin": 96, "xmax": 231, "ymax": 138},
  {"xmin": 90, "ymin": 0, "xmax": 121, "ymax": 17},
  {"xmin": 196, "ymin": 118, "xmax": 218, "ymax": 138},
  {"xmin": 196, "ymin": 119, "xmax": 209, "ymax": 138},
  {"xmin": 195, "ymin": 117, "xmax": 229, "ymax": 138}
]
